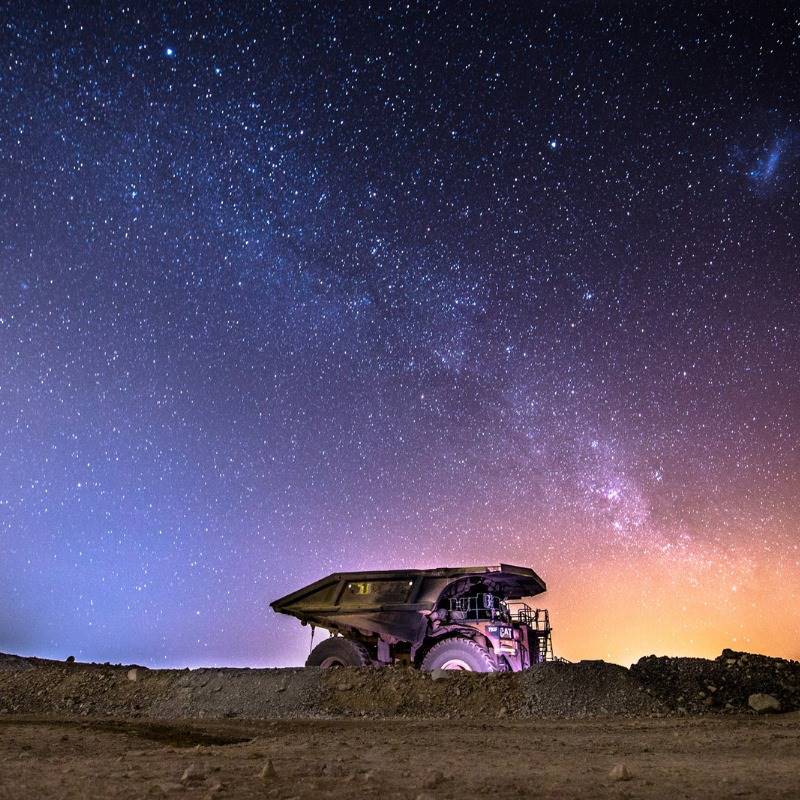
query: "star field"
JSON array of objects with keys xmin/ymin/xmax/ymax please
[{"xmin": 1, "ymin": 2, "xmax": 798, "ymax": 667}]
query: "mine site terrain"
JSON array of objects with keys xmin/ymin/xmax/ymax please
[
  {"xmin": 3, "ymin": 714, "xmax": 800, "ymax": 800},
  {"xmin": 1, "ymin": 649, "xmax": 800, "ymax": 799}
]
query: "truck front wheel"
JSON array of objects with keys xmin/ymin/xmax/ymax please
[
  {"xmin": 306, "ymin": 637, "xmax": 372, "ymax": 668},
  {"xmin": 420, "ymin": 638, "xmax": 497, "ymax": 672}
]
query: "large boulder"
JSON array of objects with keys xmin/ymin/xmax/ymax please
[{"xmin": 748, "ymin": 693, "xmax": 781, "ymax": 713}]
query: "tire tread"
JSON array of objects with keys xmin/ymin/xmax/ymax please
[
  {"xmin": 420, "ymin": 637, "xmax": 497, "ymax": 672},
  {"xmin": 305, "ymin": 637, "xmax": 372, "ymax": 667}
]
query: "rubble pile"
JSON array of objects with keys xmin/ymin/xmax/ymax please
[
  {"xmin": 1, "ymin": 649, "xmax": 797, "ymax": 720},
  {"xmin": 0, "ymin": 653, "xmax": 35, "ymax": 672},
  {"xmin": 520, "ymin": 660, "xmax": 663, "ymax": 717},
  {"xmin": 0, "ymin": 656, "xmax": 322, "ymax": 719},
  {"xmin": 631, "ymin": 649, "xmax": 800, "ymax": 714}
]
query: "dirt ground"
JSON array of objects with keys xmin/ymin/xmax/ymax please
[{"xmin": 1, "ymin": 713, "xmax": 799, "ymax": 800}]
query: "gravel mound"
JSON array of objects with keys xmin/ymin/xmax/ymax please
[
  {"xmin": 321, "ymin": 665, "xmax": 522, "ymax": 718},
  {"xmin": 0, "ymin": 654, "xmax": 663, "ymax": 719},
  {"xmin": 0, "ymin": 657, "xmax": 322, "ymax": 719},
  {"xmin": 520, "ymin": 660, "xmax": 663, "ymax": 717},
  {"xmin": 1, "ymin": 649, "xmax": 796, "ymax": 720},
  {"xmin": 0, "ymin": 653, "xmax": 35, "ymax": 672},
  {"xmin": 262, "ymin": 661, "xmax": 662, "ymax": 719},
  {"xmin": 631, "ymin": 649, "xmax": 800, "ymax": 713},
  {"xmin": 152, "ymin": 667, "xmax": 323, "ymax": 719}
]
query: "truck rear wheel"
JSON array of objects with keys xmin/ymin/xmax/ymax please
[
  {"xmin": 420, "ymin": 638, "xmax": 498, "ymax": 672},
  {"xmin": 306, "ymin": 637, "xmax": 372, "ymax": 668}
]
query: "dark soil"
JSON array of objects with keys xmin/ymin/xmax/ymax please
[{"xmin": 2, "ymin": 714, "xmax": 800, "ymax": 799}]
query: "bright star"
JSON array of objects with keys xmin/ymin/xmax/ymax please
[{"xmin": 165, "ymin": 47, "xmax": 175, "ymax": 58}]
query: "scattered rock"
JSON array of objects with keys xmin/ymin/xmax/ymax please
[
  {"xmin": 609, "ymin": 763, "xmax": 632, "ymax": 781},
  {"xmin": 423, "ymin": 770, "xmax": 445, "ymax": 789},
  {"xmin": 259, "ymin": 759, "xmax": 277, "ymax": 782},
  {"xmin": 180, "ymin": 764, "xmax": 205, "ymax": 785},
  {"xmin": 748, "ymin": 693, "xmax": 781, "ymax": 713}
]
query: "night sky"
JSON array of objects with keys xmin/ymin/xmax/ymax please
[{"xmin": 1, "ymin": 3, "xmax": 798, "ymax": 668}]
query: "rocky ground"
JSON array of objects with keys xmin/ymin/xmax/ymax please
[
  {"xmin": 1, "ymin": 649, "xmax": 799, "ymax": 798},
  {"xmin": 2, "ymin": 648, "xmax": 798, "ymax": 719},
  {"xmin": 632, "ymin": 649, "xmax": 800, "ymax": 714},
  {"xmin": 2, "ymin": 713, "xmax": 800, "ymax": 799}
]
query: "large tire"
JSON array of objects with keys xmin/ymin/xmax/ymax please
[
  {"xmin": 420, "ymin": 637, "xmax": 498, "ymax": 672},
  {"xmin": 305, "ymin": 637, "xmax": 372, "ymax": 668}
]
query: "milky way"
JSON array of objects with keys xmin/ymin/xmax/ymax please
[{"xmin": 1, "ymin": 3, "xmax": 798, "ymax": 667}]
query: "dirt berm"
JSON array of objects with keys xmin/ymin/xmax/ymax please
[{"xmin": 1, "ymin": 649, "xmax": 798, "ymax": 720}]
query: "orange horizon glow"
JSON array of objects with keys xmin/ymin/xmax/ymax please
[{"xmin": 538, "ymin": 543, "xmax": 800, "ymax": 666}]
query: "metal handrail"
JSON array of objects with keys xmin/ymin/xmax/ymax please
[
  {"xmin": 449, "ymin": 593, "xmax": 509, "ymax": 621},
  {"xmin": 448, "ymin": 595, "xmax": 551, "ymax": 631},
  {"xmin": 507, "ymin": 602, "xmax": 550, "ymax": 631}
]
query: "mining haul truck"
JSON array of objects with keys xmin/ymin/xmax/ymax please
[{"xmin": 271, "ymin": 564, "xmax": 553, "ymax": 672}]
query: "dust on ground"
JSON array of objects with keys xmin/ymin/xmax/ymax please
[{"xmin": 2, "ymin": 713, "xmax": 800, "ymax": 800}]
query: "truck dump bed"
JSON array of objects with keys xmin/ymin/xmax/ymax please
[{"xmin": 270, "ymin": 564, "xmax": 546, "ymax": 646}]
